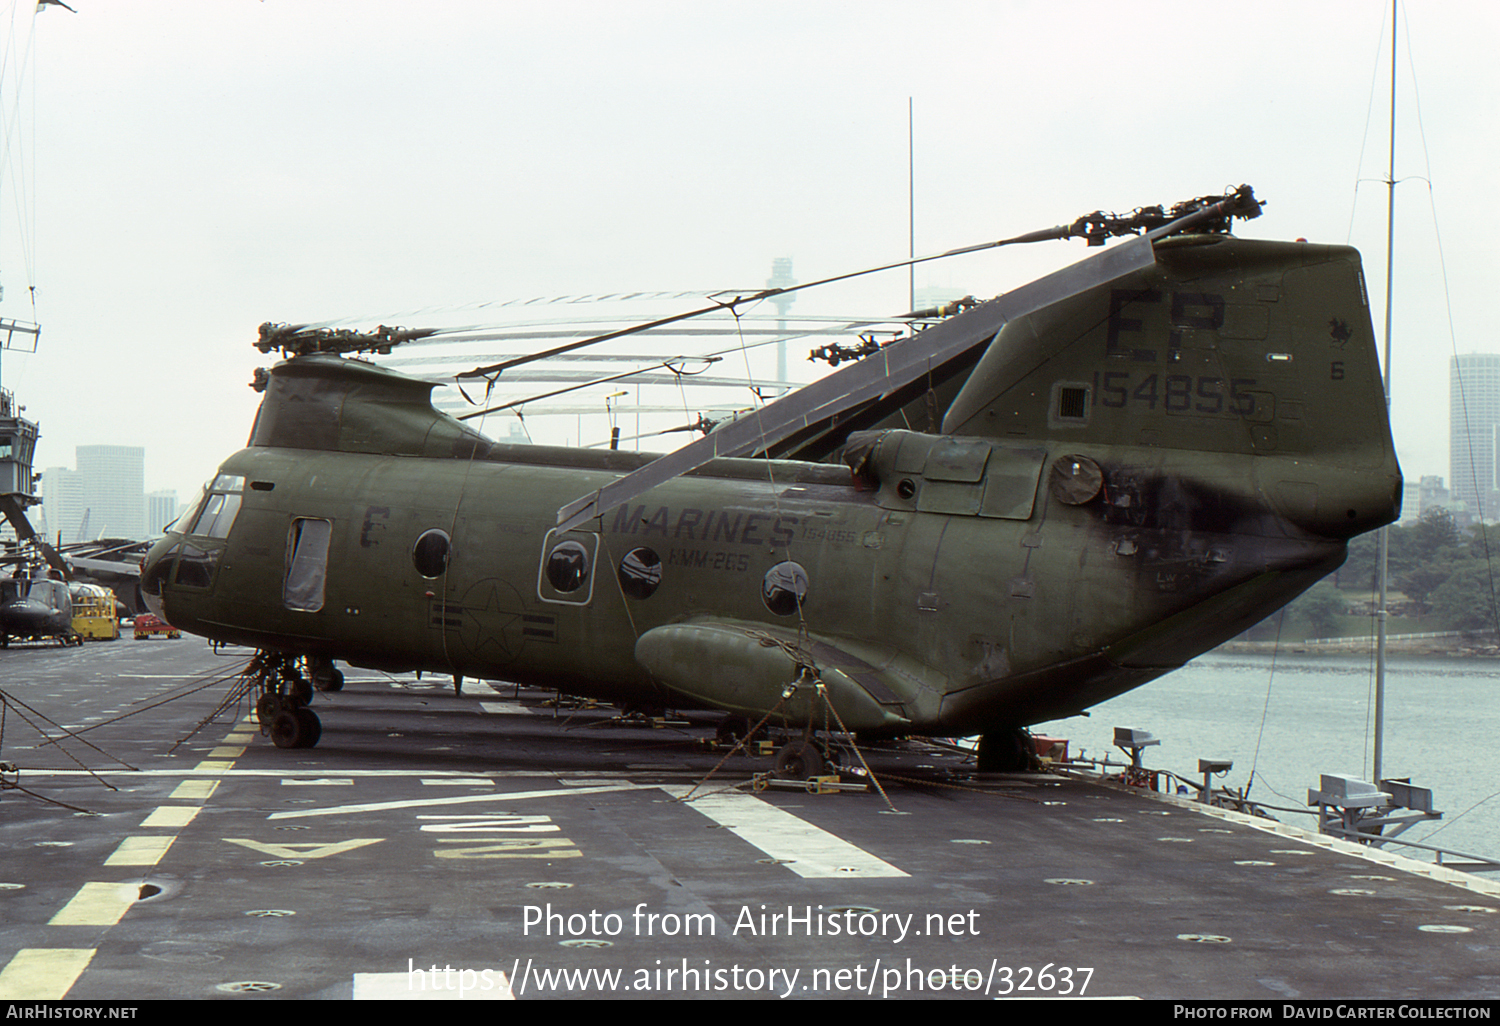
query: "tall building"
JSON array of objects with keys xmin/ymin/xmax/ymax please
[
  {"xmin": 39, "ymin": 466, "xmax": 82, "ymax": 542},
  {"xmin": 145, "ymin": 489, "xmax": 180, "ymax": 537},
  {"xmin": 1417, "ymin": 475, "xmax": 1451, "ymax": 519},
  {"xmin": 76, "ymin": 445, "xmax": 145, "ymax": 540},
  {"xmin": 40, "ymin": 446, "xmax": 146, "ymax": 542},
  {"xmin": 1450, "ymin": 354, "xmax": 1500, "ymax": 521}
]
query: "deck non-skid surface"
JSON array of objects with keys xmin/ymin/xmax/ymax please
[{"xmin": 1, "ymin": 639, "xmax": 1496, "ymax": 1000}]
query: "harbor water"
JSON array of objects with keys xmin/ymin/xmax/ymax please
[{"xmin": 1036, "ymin": 651, "xmax": 1500, "ymax": 866}]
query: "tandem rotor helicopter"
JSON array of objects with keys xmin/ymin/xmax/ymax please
[{"xmin": 139, "ymin": 186, "xmax": 1402, "ymax": 773}]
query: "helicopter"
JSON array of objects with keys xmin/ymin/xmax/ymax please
[
  {"xmin": 139, "ymin": 187, "xmax": 1402, "ymax": 772},
  {"xmin": 0, "ymin": 517, "xmax": 79, "ymax": 649},
  {"xmin": 2, "ymin": 385, "xmax": 80, "ymax": 647},
  {"xmin": 0, "ymin": 573, "xmax": 75, "ymax": 647}
]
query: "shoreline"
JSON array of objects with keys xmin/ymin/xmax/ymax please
[{"xmin": 1216, "ymin": 637, "xmax": 1500, "ymax": 657}]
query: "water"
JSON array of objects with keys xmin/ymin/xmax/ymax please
[{"xmin": 1035, "ymin": 651, "xmax": 1500, "ymax": 865}]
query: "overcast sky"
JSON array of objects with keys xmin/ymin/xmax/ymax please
[{"xmin": 0, "ymin": 0, "xmax": 1494, "ymax": 503}]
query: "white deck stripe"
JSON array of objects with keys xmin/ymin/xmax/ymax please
[
  {"xmin": 478, "ymin": 701, "xmax": 532, "ymax": 715},
  {"xmin": 267, "ymin": 783, "xmax": 655, "ymax": 819},
  {"xmin": 665, "ymin": 787, "xmax": 907, "ymax": 879}
]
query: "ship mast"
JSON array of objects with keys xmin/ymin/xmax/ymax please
[{"xmin": 1373, "ymin": 0, "xmax": 1397, "ymax": 781}]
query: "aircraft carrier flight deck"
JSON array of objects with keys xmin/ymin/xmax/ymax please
[{"xmin": 1, "ymin": 639, "xmax": 1497, "ymax": 1001}]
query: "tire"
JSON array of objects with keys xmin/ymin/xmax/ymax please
[
  {"xmin": 294, "ymin": 708, "xmax": 322, "ymax": 749},
  {"xmin": 775, "ymin": 740, "xmax": 826, "ymax": 780},
  {"xmin": 269, "ymin": 708, "xmax": 322, "ymax": 749},
  {"xmin": 256, "ymin": 693, "xmax": 280, "ymax": 729},
  {"xmin": 287, "ymin": 672, "xmax": 313, "ymax": 705}
]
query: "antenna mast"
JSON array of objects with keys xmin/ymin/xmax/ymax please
[{"xmin": 1373, "ymin": 0, "xmax": 1397, "ymax": 782}]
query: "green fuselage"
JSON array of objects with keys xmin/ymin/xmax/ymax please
[
  {"xmin": 141, "ymin": 234, "xmax": 1402, "ymax": 737},
  {"xmin": 143, "ymin": 430, "xmax": 1375, "ymax": 735}
]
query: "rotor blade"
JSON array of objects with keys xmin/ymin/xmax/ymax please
[
  {"xmin": 450, "ymin": 314, "xmax": 879, "ymax": 420},
  {"xmin": 0, "ymin": 495, "xmax": 71, "ymax": 580},
  {"xmin": 455, "ymin": 357, "xmax": 724, "ymax": 420},
  {"xmin": 455, "ymin": 224, "xmax": 1128, "ymax": 383},
  {"xmin": 555, "ymin": 230, "xmax": 1161, "ymax": 532},
  {"xmin": 584, "ymin": 418, "xmax": 714, "ymax": 448}
]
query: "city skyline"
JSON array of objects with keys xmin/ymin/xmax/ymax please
[
  {"xmin": 0, "ymin": 3, "xmax": 1490, "ymax": 507},
  {"xmin": 36, "ymin": 444, "xmax": 180, "ymax": 544},
  {"xmin": 1449, "ymin": 354, "xmax": 1500, "ymax": 523}
]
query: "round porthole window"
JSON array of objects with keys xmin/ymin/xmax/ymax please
[
  {"xmin": 617, "ymin": 547, "xmax": 662, "ymax": 600},
  {"xmin": 546, "ymin": 540, "xmax": 590, "ymax": 593},
  {"xmin": 412, "ymin": 530, "xmax": 451, "ymax": 578},
  {"xmin": 762, "ymin": 561, "xmax": 808, "ymax": 616}
]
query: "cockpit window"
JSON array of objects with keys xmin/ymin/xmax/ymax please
[
  {"xmin": 185, "ymin": 477, "xmax": 245, "ymax": 539},
  {"xmin": 25, "ymin": 579, "xmax": 67, "ymax": 610}
]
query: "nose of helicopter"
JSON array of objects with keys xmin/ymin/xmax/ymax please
[
  {"xmin": 138, "ymin": 537, "xmax": 175, "ymax": 621},
  {"xmin": 2, "ymin": 599, "xmax": 50, "ymax": 633}
]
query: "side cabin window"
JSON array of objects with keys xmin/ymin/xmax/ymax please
[
  {"xmin": 284, "ymin": 518, "xmax": 332, "ymax": 612},
  {"xmin": 412, "ymin": 529, "xmax": 451, "ymax": 579}
]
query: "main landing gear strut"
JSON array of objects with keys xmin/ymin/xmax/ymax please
[
  {"xmin": 975, "ymin": 727, "xmax": 1034, "ymax": 773},
  {"xmin": 247, "ymin": 651, "xmax": 321, "ymax": 749}
]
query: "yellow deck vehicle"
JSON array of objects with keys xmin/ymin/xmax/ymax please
[{"xmin": 70, "ymin": 583, "xmax": 120, "ymax": 641}]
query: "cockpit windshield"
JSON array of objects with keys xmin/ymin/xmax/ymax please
[
  {"xmin": 184, "ymin": 474, "xmax": 245, "ymax": 539},
  {"xmin": 22, "ymin": 579, "xmax": 67, "ymax": 610}
]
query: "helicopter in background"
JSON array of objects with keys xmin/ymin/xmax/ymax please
[
  {"xmin": 139, "ymin": 187, "xmax": 1402, "ymax": 772},
  {"xmin": 1, "ymin": 381, "xmax": 82, "ymax": 647},
  {"xmin": 0, "ymin": 573, "xmax": 74, "ymax": 647}
]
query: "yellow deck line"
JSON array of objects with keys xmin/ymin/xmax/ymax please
[{"xmin": 0, "ymin": 948, "xmax": 96, "ymax": 999}]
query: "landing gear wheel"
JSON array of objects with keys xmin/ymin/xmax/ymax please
[
  {"xmin": 295, "ymin": 708, "xmax": 321, "ymax": 748},
  {"xmin": 270, "ymin": 708, "xmax": 321, "ymax": 749},
  {"xmin": 288, "ymin": 670, "xmax": 313, "ymax": 705},
  {"xmin": 775, "ymin": 740, "xmax": 826, "ymax": 780},
  {"xmin": 255, "ymin": 693, "xmax": 280, "ymax": 729},
  {"xmin": 269, "ymin": 711, "xmax": 301, "ymax": 749},
  {"xmin": 976, "ymin": 728, "xmax": 1031, "ymax": 773},
  {"xmin": 310, "ymin": 661, "xmax": 344, "ymax": 692},
  {"xmin": 247, "ymin": 651, "xmax": 325, "ymax": 744}
]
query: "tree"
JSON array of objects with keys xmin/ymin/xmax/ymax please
[
  {"xmin": 1337, "ymin": 533, "xmax": 1377, "ymax": 591},
  {"xmin": 1393, "ymin": 555, "xmax": 1460, "ymax": 614},
  {"xmin": 1409, "ymin": 507, "xmax": 1460, "ymax": 560},
  {"xmin": 1429, "ymin": 564, "xmax": 1500, "ymax": 634},
  {"xmin": 1289, "ymin": 583, "xmax": 1346, "ymax": 638}
]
